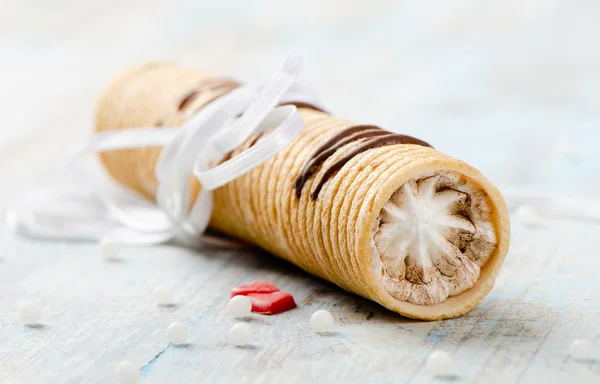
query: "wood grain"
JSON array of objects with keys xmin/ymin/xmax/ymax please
[{"xmin": 1, "ymin": 0, "xmax": 600, "ymax": 383}]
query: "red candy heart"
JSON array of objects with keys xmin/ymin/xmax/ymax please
[
  {"xmin": 230, "ymin": 281, "xmax": 279, "ymax": 298},
  {"xmin": 247, "ymin": 291, "xmax": 297, "ymax": 315},
  {"xmin": 230, "ymin": 281, "xmax": 296, "ymax": 315}
]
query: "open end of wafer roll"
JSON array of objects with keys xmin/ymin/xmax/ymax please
[
  {"xmin": 369, "ymin": 168, "xmax": 508, "ymax": 320},
  {"xmin": 375, "ymin": 171, "xmax": 496, "ymax": 304},
  {"xmin": 290, "ymin": 121, "xmax": 509, "ymax": 320}
]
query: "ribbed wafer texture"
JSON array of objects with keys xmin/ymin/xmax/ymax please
[
  {"xmin": 95, "ymin": 62, "xmax": 510, "ymax": 320},
  {"xmin": 96, "ymin": 62, "xmax": 239, "ymax": 201}
]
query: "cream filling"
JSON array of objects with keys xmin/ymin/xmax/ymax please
[{"xmin": 372, "ymin": 171, "xmax": 497, "ymax": 305}]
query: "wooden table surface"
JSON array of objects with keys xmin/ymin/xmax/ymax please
[{"xmin": 1, "ymin": 1, "xmax": 600, "ymax": 383}]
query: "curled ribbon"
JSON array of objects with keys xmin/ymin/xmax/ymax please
[{"xmin": 7, "ymin": 54, "xmax": 325, "ymax": 246}]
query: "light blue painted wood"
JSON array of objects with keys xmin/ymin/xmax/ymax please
[
  {"xmin": 1, "ymin": 0, "xmax": 600, "ymax": 383},
  {"xmin": 1, "ymin": 219, "xmax": 600, "ymax": 383}
]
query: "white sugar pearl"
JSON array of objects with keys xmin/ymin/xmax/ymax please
[
  {"xmin": 515, "ymin": 205, "xmax": 540, "ymax": 227},
  {"xmin": 426, "ymin": 350, "xmax": 454, "ymax": 377},
  {"xmin": 227, "ymin": 296, "xmax": 252, "ymax": 318},
  {"xmin": 310, "ymin": 310, "xmax": 334, "ymax": 333},
  {"xmin": 570, "ymin": 339, "xmax": 593, "ymax": 360},
  {"xmin": 100, "ymin": 238, "xmax": 119, "ymax": 261},
  {"xmin": 167, "ymin": 322, "xmax": 188, "ymax": 345},
  {"xmin": 116, "ymin": 360, "xmax": 140, "ymax": 384},
  {"xmin": 229, "ymin": 322, "xmax": 253, "ymax": 346},
  {"xmin": 153, "ymin": 285, "xmax": 173, "ymax": 306},
  {"xmin": 18, "ymin": 301, "xmax": 42, "ymax": 325}
]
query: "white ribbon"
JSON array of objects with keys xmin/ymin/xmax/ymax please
[{"xmin": 7, "ymin": 54, "xmax": 325, "ymax": 247}]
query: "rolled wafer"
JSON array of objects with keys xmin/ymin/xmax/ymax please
[{"xmin": 95, "ymin": 62, "xmax": 510, "ymax": 320}]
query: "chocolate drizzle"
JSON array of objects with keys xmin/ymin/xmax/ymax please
[
  {"xmin": 174, "ymin": 76, "xmax": 432, "ymax": 200},
  {"xmin": 177, "ymin": 78, "xmax": 240, "ymax": 111},
  {"xmin": 294, "ymin": 125, "xmax": 383, "ymax": 197},
  {"xmin": 178, "ymin": 90, "xmax": 199, "ymax": 111},
  {"xmin": 293, "ymin": 126, "xmax": 432, "ymax": 200}
]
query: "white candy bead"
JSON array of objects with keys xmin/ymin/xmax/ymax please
[
  {"xmin": 310, "ymin": 310, "xmax": 334, "ymax": 333},
  {"xmin": 229, "ymin": 323, "xmax": 253, "ymax": 346},
  {"xmin": 227, "ymin": 296, "xmax": 252, "ymax": 318},
  {"xmin": 167, "ymin": 322, "xmax": 188, "ymax": 345},
  {"xmin": 514, "ymin": 205, "xmax": 540, "ymax": 227},
  {"xmin": 426, "ymin": 350, "xmax": 454, "ymax": 377},
  {"xmin": 116, "ymin": 360, "xmax": 140, "ymax": 384},
  {"xmin": 100, "ymin": 238, "xmax": 119, "ymax": 261},
  {"xmin": 570, "ymin": 339, "xmax": 593, "ymax": 360},
  {"xmin": 153, "ymin": 285, "xmax": 173, "ymax": 306},
  {"xmin": 18, "ymin": 301, "xmax": 42, "ymax": 325}
]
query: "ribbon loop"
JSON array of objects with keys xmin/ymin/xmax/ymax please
[
  {"xmin": 195, "ymin": 105, "xmax": 304, "ymax": 191},
  {"xmin": 209, "ymin": 55, "xmax": 303, "ymax": 156},
  {"xmin": 7, "ymin": 54, "xmax": 321, "ymax": 247}
]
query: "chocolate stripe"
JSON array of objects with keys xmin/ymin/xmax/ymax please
[
  {"xmin": 294, "ymin": 125, "xmax": 386, "ymax": 197},
  {"xmin": 178, "ymin": 90, "xmax": 199, "ymax": 111},
  {"xmin": 178, "ymin": 78, "xmax": 240, "ymax": 111},
  {"xmin": 309, "ymin": 133, "xmax": 432, "ymax": 200}
]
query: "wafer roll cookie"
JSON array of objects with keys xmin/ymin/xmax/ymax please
[{"xmin": 96, "ymin": 62, "xmax": 510, "ymax": 320}]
